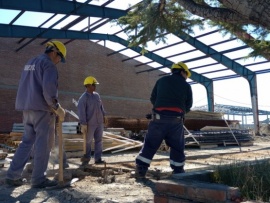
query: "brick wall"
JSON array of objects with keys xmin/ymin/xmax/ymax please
[{"xmin": 0, "ymin": 38, "xmax": 162, "ymax": 132}]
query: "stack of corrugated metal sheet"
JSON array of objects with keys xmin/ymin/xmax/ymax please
[
  {"xmin": 185, "ymin": 126, "xmax": 253, "ymax": 147},
  {"xmin": 12, "ymin": 122, "xmax": 80, "ymax": 134}
]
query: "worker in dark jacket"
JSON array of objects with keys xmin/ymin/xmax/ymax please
[
  {"xmin": 6, "ymin": 41, "xmax": 67, "ymax": 188},
  {"xmin": 135, "ymin": 62, "xmax": 193, "ymax": 178}
]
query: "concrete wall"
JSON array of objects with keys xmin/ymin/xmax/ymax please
[{"xmin": 0, "ymin": 38, "xmax": 162, "ymax": 132}]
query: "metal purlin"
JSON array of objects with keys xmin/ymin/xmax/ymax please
[
  {"xmin": 0, "ymin": 1, "xmax": 264, "ymax": 133},
  {"xmin": 15, "ymin": 0, "xmax": 95, "ymax": 51}
]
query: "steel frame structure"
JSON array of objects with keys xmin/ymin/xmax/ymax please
[{"xmin": 0, "ymin": 0, "xmax": 269, "ymax": 134}]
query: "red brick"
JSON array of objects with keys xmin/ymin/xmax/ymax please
[
  {"xmin": 154, "ymin": 195, "xmax": 194, "ymax": 203},
  {"xmin": 155, "ymin": 179, "xmax": 240, "ymax": 203},
  {"xmin": 186, "ymin": 185, "xmax": 226, "ymax": 202},
  {"xmin": 154, "ymin": 195, "xmax": 168, "ymax": 203},
  {"xmin": 156, "ymin": 181, "xmax": 186, "ymax": 196}
]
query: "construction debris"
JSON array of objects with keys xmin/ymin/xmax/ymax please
[
  {"xmin": 0, "ymin": 149, "xmax": 8, "ymax": 168},
  {"xmin": 2, "ymin": 125, "xmax": 143, "ymax": 154}
]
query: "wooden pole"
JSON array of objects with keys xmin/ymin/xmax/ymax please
[{"xmin": 57, "ymin": 121, "xmax": 64, "ymax": 184}]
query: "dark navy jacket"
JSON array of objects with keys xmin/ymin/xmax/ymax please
[{"xmin": 150, "ymin": 73, "xmax": 193, "ymax": 114}]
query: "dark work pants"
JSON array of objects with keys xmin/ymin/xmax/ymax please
[{"xmin": 136, "ymin": 118, "xmax": 185, "ymax": 171}]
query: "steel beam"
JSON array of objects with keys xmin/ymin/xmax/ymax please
[
  {"xmin": 0, "ymin": 23, "xmax": 214, "ymax": 111},
  {"xmin": 0, "ymin": 0, "xmax": 126, "ymax": 19}
]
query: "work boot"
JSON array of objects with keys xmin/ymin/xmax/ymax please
[
  {"xmin": 6, "ymin": 178, "xmax": 26, "ymax": 187},
  {"xmin": 64, "ymin": 162, "xmax": 69, "ymax": 169},
  {"xmin": 95, "ymin": 158, "xmax": 105, "ymax": 164},
  {"xmin": 172, "ymin": 167, "xmax": 185, "ymax": 174},
  {"xmin": 134, "ymin": 165, "xmax": 148, "ymax": 179},
  {"xmin": 80, "ymin": 155, "xmax": 90, "ymax": 166},
  {"xmin": 31, "ymin": 178, "xmax": 58, "ymax": 189}
]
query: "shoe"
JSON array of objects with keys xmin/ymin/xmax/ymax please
[
  {"xmin": 64, "ymin": 163, "xmax": 69, "ymax": 169},
  {"xmin": 95, "ymin": 159, "xmax": 105, "ymax": 164},
  {"xmin": 31, "ymin": 178, "xmax": 58, "ymax": 189},
  {"xmin": 172, "ymin": 168, "xmax": 185, "ymax": 174},
  {"xmin": 6, "ymin": 178, "xmax": 25, "ymax": 187},
  {"xmin": 134, "ymin": 165, "xmax": 148, "ymax": 179},
  {"xmin": 80, "ymin": 155, "xmax": 90, "ymax": 166}
]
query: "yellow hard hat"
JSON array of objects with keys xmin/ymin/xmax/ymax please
[
  {"xmin": 171, "ymin": 62, "xmax": 191, "ymax": 78},
  {"xmin": 46, "ymin": 41, "xmax": 67, "ymax": 63},
  {"xmin": 84, "ymin": 76, "xmax": 99, "ymax": 86}
]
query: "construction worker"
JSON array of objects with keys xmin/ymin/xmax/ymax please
[
  {"xmin": 135, "ymin": 62, "xmax": 193, "ymax": 178},
  {"xmin": 77, "ymin": 76, "xmax": 106, "ymax": 166},
  {"xmin": 6, "ymin": 41, "xmax": 67, "ymax": 188}
]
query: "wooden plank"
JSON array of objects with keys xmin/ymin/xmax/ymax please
[
  {"xmin": 103, "ymin": 135, "xmax": 134, "ymax": 145},
  {"xmin": 103, "ymin": 143, "xmax": 132, "ymax": 152},
  {"xmin": 111, "ymin": 143, "xmax": 143, "ymax": 153},
  {"xmin": 104, "ymin": 132, "xmax": 142, "ymax": 145},
  {"xmin": 63, "ymin": 134, "xmax": 82, "ymax": 139},
  {"xmin": 9, "ymin": 132, "xmax": 23, "ymax": 136},
  {"xmin": 200, "ymin": 126, "xmax": 238, "ymax": 131}
]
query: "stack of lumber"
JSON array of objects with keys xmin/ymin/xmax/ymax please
[
  {"xmin": 0, "ymin": 132, "xmax": 22, "ymax": 150},
  {"xmin": 1, "ymin": 123, "xmax": 143, "ymax": 154},
  {"xmin": 0, "ymin": 133, "xmax": 10, "ymax": 144},
  {"xmin": 185, "ymin": 110, "xmax": 240, "ymax": 131},
  {"xmin": 186, "ymin": 110, "xmax": 223, "ymax": 120}
]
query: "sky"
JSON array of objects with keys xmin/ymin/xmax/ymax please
[{"xmin": 0, "ymin": 0, "xmax": 269, "ymax": 124}]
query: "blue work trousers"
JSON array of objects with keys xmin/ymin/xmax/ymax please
[
  {"xmin": 29, "ymin": 123, "xmax": 67, "ymax": 166},
  {"xmin": 6, "ymin": 110, "xmax": 55, "ymax": 185},
  {"xmin": 85, "ymin": 124, "xmax": 103, "ymax": 161},
  {"xmin": 136, "ymin": 119, "xmax": 185, "ymax": 171}
]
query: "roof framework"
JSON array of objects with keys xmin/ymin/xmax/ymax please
[
  {"xmin": 194, "ymin": 104, "xmax": 270, "ymax": 116},
  {"xmin": 0, "ymin": 0, "xmax": 269, "ymax": 134}
]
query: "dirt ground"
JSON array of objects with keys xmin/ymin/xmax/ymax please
[
  {"xmin": 0, "ymin": 157, "xmax": 166, "ymax": 203},
  {"xmin": 1, "ymin": 136, "xmax": 270, "ymax": 203}
]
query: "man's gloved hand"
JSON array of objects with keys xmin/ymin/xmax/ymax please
[
  {"xmin": 81, "ymin": 124, "xmax": 87, "ymax": 134},
  {"xmin": 103, "ymin": 117, "xmax": 108, "ymax": 126},
  {"xmin": 53, "ymin": 104, "xmax": 65, "ymax": 122}
]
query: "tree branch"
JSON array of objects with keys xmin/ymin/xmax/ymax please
[{"xmin": 176, "ymin": 0, "xmax": 256, "ymax": 25}]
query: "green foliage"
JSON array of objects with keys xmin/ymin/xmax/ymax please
[
  {"xmin": 116, "ymin": 0, "xmax": 270, "ymax": 59},
  {"xmin": 117, "ymin": 0, "xmax": 204, "ymax": 48},
  {"xmin": 208, "ymin": 20, "xmax": 270, "ymax": 59},
  {"xmin": 212, "ymin": 161, "xmax": 270, "ymax": 201}
]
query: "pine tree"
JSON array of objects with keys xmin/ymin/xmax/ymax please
[{"xmin": 117, "ymin": 0, "xmax": 270, "ymax": 59}]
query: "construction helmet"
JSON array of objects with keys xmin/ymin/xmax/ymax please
[
  {"xmin": 84, "ymin": 76, "xmax": 99, "ymax": 86},
  {"xmin": 171, "ymin": 62, "xmax": 191, "ymax": 78},
  {"xmin": 46, "ymin": 41, "xmax": 67, "ymax": 63}
]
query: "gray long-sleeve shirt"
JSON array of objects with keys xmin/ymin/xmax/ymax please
[
  {"xmin": 15, "ymin": 54, "xmax": 59, "ymax": 111},
  {"xmin": 77, "ymin": 91, "xmax": 105, "ymax": 125}
]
